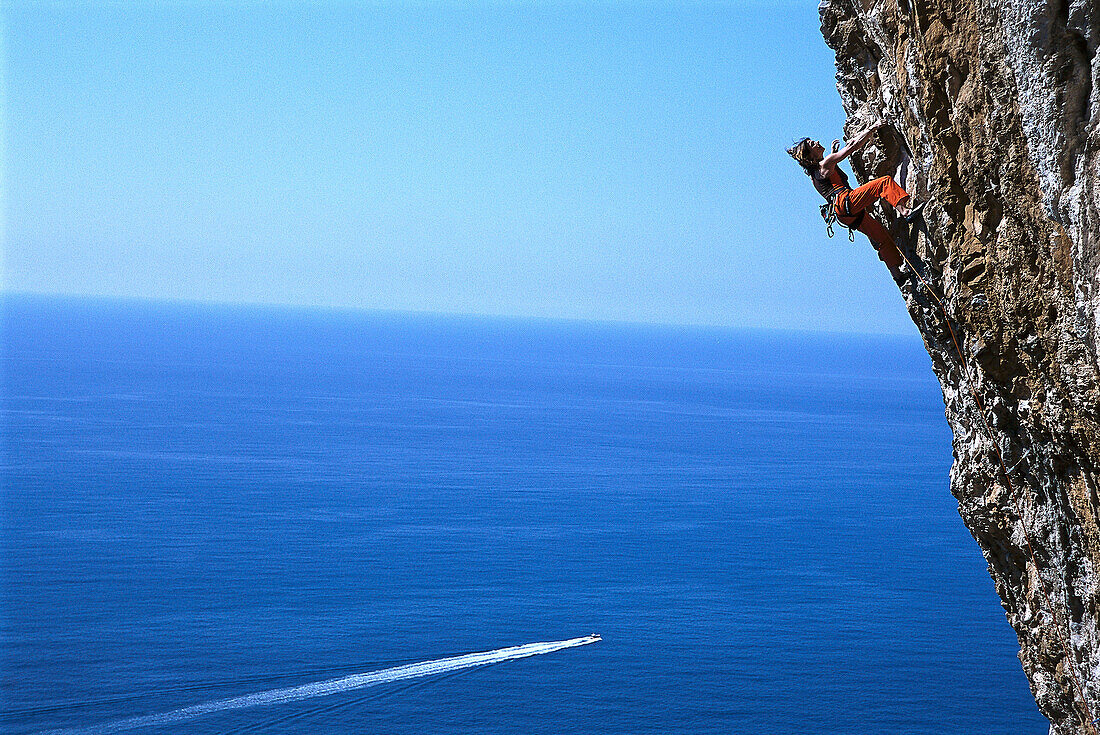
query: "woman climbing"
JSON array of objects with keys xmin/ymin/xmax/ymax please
[{"xmin": 787, "ymin": 124, "xmax": 924, "ymax": 276}]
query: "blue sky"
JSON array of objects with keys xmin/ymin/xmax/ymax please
[{"xmin": 3, "ymin": 1, "xmax": 915, "ymax": 334}]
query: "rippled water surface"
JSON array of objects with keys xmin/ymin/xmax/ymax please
[{"xmin": 2, "ymin": 296, "xmax": 1044, "ymax": 734}]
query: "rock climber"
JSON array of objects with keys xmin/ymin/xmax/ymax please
[{"xmin": 787, "ymin": 124, "xmax": 924, "ymax": 276}]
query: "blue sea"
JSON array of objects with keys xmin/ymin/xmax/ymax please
[{"xmin": 2, "ymin": 295, "xmax": 1045, "ymax": 734}]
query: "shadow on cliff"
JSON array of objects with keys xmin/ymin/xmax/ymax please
[{"xmin": 892, "ymin": 205, "xmax": 964, "ymax": 355}]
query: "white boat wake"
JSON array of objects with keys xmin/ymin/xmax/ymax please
[{"xmin": 41, "ymin": 635, "xmax": 601, "ymax": 735}]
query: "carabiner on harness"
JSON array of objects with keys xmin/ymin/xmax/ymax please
[
  {"xmin": 822, "ymin": 202, "xmax": 857, "ymax": 241},
  {"xmin": 820, "ymin": 203, "xmax": 836, "ymax": 239}
]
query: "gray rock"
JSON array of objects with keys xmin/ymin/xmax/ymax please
[{"xmin": 817, "ymin": 1, "xmax": 1100, "ymax": 732}]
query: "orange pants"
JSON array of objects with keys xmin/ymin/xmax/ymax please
[{"xmin": 835, "ymin": 176, "xmax": 911, "ymax": 270}]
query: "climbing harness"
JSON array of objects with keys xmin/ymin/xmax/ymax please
[
  {"xmin": 818, "ymin": 182, "xmax": 866, "ymax": 242},
  {"xmin": 895, "ymin": 228, "xmax": 1099, "ymax": 735},
  {"xmin": 819, "ymin": 191, "xmax": 864, "ymax": 242},
  {"xmin": 838, "ymin": 193, "xmax": 866, "ymax": 229}
]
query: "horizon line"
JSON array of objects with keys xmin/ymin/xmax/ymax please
[{"xmin": 1, "ymin": 288, "xmax": 922, "ymax": 340}]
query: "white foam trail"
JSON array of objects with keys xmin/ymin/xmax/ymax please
[{"xmin": 41, "ymin": 636, "xmax": 600, "ymax": 735}]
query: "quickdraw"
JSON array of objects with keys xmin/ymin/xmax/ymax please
[{"xmin": 820, "ymin": 202, "xmax": 855, "ymax": 241}]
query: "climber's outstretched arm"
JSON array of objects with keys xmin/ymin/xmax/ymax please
[{"xmin": 821, "ymin": 123, "xmax": 881, "ymax": 170}]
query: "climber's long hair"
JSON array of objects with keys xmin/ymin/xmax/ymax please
[{"xmin": 787, "ymin": 137, "xmax": 817, "ymax": 176}]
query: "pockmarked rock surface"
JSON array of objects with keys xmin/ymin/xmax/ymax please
[{"xmin": 817, "ymin": 0, "xmax": 1100, "ymax": 732}]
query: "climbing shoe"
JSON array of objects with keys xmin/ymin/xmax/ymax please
[{"xmin": 903, "ymin": 200, "xmax": 927, "ymax": 224}]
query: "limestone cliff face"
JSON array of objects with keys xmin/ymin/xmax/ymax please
[{"xmin": 817, "ymin": 1, "xmax": 1100, "ymax": 732}]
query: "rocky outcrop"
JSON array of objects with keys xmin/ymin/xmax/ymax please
[{"xmin": 817, "ymin": 0, "xmax": 1100, "ymax": 732}]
